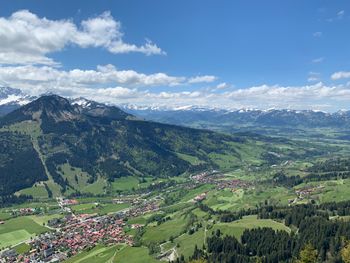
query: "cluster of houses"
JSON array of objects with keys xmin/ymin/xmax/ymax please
[
  {"xmin": 2, "ymin": 213, "xmax": 133, "ymax": 263},
  {"xmin": 295, "ymin": 185, "xmax": 324, "ymax": 200},
  {"xmin": 217, "ymin": 179, "xmax": 251, "ymax": 191},
  {"xmin": 191, "ymin": 171, "xmax": 251, "ymax": 191},
  {"xmin": 1, "ymin": 195, "xmax": 162, "ymax": 263},
  {"xmin": 112, "ymin": 196, "xmax": 142, "ymax": 205},
  {"xmin": 194, "ymin": 192, "xmax": 207, "ymax": 202},
  {"xmin": 58, "ymin": 198, "xmax": 78, "ymax": 207},
  {"xmin": 123, "ymin": 200, "xmax": 159, "ymax": 218},
  {"xmin": 9, "ymin": 207, "xmax": 37, "ymax": 217},
  {"xmin": 190, "ymin": 171, "xmax": 220, "ymax": 184}
]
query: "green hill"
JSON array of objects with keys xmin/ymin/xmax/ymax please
[{"xmin": 0, "ymin": 95, "xmax": 328, "ymax": 200}]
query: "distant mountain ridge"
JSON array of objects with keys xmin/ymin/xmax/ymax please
[
  {"xmin": 123, "ymin": 105, "xmax": 350, "ymax": 130},
  {"xmin": 1, "ymin": 87, "xmax": 350, "ymax": 131}
]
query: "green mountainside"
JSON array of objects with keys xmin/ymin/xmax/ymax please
[{"xmin": 0, "ymin": 95, "xmax": 329, "ymax": 199}]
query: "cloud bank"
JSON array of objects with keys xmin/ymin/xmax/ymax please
[
  {"xmin": 0, "ymin": 10, "xmax": 164, "ymax": 65},
  {"xmin": 1, "ymin": 64, "xmax": 350, "ymax": 111}
]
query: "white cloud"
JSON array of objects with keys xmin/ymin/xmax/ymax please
[
  {"xmin": 312, "ymin": 57, "xmax": 324, "ymax": 63},
  {"xmin": 308, "ymin": 72, "xmax": 321, "ymax": 82},
  {"xmin": 313, "ymin": 32, "xmax": 322, "ymax": 37},
  {"xmin": 188, "ymin": 75, "xmax": 217, "ymax": 84},
  {"xmin": 331, "ymin": 71, "xmax": 350, "ymax": 80},
  {"xmin": 0, "ymin": 10, "xmax": 165, "ymax": 65},
  {"xmin": 0, "ymin": 64, "xmax": 218, "ymax": 94},
  {"xmin": 215, "ymin": 82, "xmax": 230, "ymax": 90},
  {"xmin": 1, "ymin": 64, "xmax": 350, "ymax": 111},
  {"xmin": 0, "ymin": 64, "xmax": 188, "ymax": 90}
]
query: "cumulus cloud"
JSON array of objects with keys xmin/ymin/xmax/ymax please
[
  {"xmin": 0, "ymin": 64, "xmax": 218, "ymax": 94},
  {"xmin": 331, "ymin": 71, "xmax": 350, "ymax": 80},
  {"xmin": 188, "ymin": 75, "xmax": 217, "ymax": 84},
  {"xmin": 0, "ymin": 10, "xmax": 165, "ymax": 65},
  {"xmin": 1, "ymin": 64, "xmax": 350, "ymax": 111}
]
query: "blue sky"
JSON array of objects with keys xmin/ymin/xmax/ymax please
[{"xmin": 0, "ymin": 0, "xmax": 350, "ymax": 111}]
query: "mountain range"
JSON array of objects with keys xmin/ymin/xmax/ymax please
[{"xmin": 1, "ymin": 87, "xmax": 350, "ymax": 134}]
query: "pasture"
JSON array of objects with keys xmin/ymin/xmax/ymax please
[
  {"xmin": 0, "ymin": 216, "xmax": 48, "ymax": 248},
  {"xmin": 212, "ymin": 215, "xmax": 291, "ymax": 239}
]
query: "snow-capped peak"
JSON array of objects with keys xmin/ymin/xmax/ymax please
[{"xmin": 0, "ymin": 87, "xmax": 35, "ymax": 106}]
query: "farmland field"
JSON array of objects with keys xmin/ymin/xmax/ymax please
[
  {"xmin": 64, "ymin": 245, "xmax": 118, "ymax": 263},
  {"xmin": 0, "ymin": 216, "xmax": 48, "ymax": 248},
  {"xmin": 212, "ymin": 215, "xmax": 291, "ymax": 238}
]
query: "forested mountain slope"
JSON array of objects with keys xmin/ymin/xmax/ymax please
[{"xmin": 0, "ymin": 95, "xmax": 321, "ymax": 199}]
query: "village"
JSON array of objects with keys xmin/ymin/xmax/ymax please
[
  {"xmin": 191, "ymin": 171, "xmax": 252, "ymax": 191},
  {"xmin": 0, "ymin": 196, "xmax": 160, "ymax": 263}
]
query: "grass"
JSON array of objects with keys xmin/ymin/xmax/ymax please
[
  {"xmin": 319, "ymin": 179, "xmax": 350, "ymax": 203},
  {"xmin": 64, "ymin": 245, "xmax": 160, "ymax": 263},
  {"xmin": 176, "ymin": 152, "xmax": 204, "ymax": 165},
  {"xmin": 29, "ymin": 214, "xmax": 63, "ymax": 226},
  {"xmin": 142, "ymin": 212, "xmax": 189, "ymax": 244},
  {"xmin": 0, "ymin": 216, "xmax": 49, "ymax": 248},
  {"xmin": 204, "ymin": 186, "xmax": 295, "ymax": 211},
  {"xmin": 112, "ymin": 176, "xmax": 140, "ymax": 192},
  {"xmin": 71, "ymin": 203, "xmax": 97, "ymax": 212},
  {"xmin": 82, "ymin": 177, "xmax": 107, "ymax": 194},
  {"xmin": 164, "ymin": 212, "xmax": 288, "ymax": 260},
  {"xmin": 71, "ymin": 203, "xmax": 130, "ymax": 215},
  {"xmin": 13, "ymin": 242, "xmax": 31, "ymax": 254},
  {"xmin": 0, "ymin": 230, "xmax": 32, "ymax": 249},
  {"xmin": 0, "ymin": 212, "xmax": 12, "ymax": 220},
  {"xmin": 172, "ymin": 228, "xmax": 206, "ymax": 260},
  {"xmin": 212, "ymin": 215, "xmax": 291, "ymax": 240},
  {"xmin": 59, "ymin": 163, "xmax": 107, "ymax": 195},
  {"xmin": 18, "ymin": 183, "xmax": 49, "ymax": 199},
  {"xmin": 64, "ymin": 244, "xmax": 119, "ymax": 263},
  {"xmin": 114, "ymin": 246, "xmax": 159, "ymax": 263},
  {"xmin": 180, "ymin": 184, "xmax": 214, "ymax": 202}
]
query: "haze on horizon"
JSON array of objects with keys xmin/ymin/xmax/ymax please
[{"xmin": 0, "ymin": 0, "xmax": 350, "ymax": 112}]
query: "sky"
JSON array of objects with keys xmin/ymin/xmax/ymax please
[{"xmin": 0, "ymin": 0, "xmax": 350, "ymax": 111}]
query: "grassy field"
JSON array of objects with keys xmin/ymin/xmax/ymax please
[
  {"xmin": 171, "ymin": 227, "xmax": 206, "ymax": 260},
  {"xmin": 111, "ymin": 176, "xmax": 140, "ymax": 192},
  {"xmin": 13, "ymin": 242, "xmax": 31, "ymax": 254},
  {"xmin": 29, "ymin": 214, "xmax": 63, "ymax": 226},
  {"xmin": 111, "ymin": 176, "xmax": 162, "ymax": 192},
  {"xmin": 300, "ymin": 179, "xmax": 350, "ymax": 203},
  {"xmin": 212, "ymin": 215, "xmax": 291, "ymax": 239},
  {"xmin": 71, "ymin": 202, "xmax": 130, "ymax": 215},
  {"xmin": 18, "ymin": 183, "xmax": 49, "ymax": 199},
  {"xmin": 58, "ymin": 163, "xmax": 107, "ymax": 195},
  {"xmin": 0, "ymin": 216, "xmax": 48, "ymax": 248},
  {"xmin": 160, "ymin": 214, "xmax": 291, "ymax": 260},
  {"xmin": 114, "ymin": 246, "xmax": 160, "ymax": 263},
  {"xmin": 142, "ymin": 212, "xmax": 189, "ymax": 244},
  {"xmin": 204, "ymin": 186, "xmax": 295, "ymax": 211},
  {"xmin": 64, "ymin": 245, "xmax": 160, "ymax": 263},
  {"xmin": 0, "ymin": 211, "xmax": 12, "ymax": 220},
  {"xmin": 64, "ymin": 245, "xmax": 119, "ymax": 263}
]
